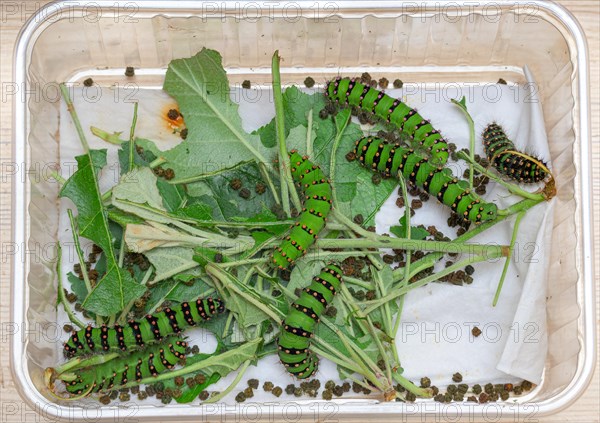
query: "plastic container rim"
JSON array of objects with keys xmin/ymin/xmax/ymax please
[{"xmin": 9, "ymin": 0, "xmax": 595, "ymax": 420}]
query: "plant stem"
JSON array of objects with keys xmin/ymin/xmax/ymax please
[
  {"xmin": 364, "ymin": 253, "xmax": 502, "ymax": 314},
  {"xmin": 206, "ymin": 264, "xmax": 283, "ymax": 322},
  {"xmin": 218, "ymin": 258, "xmax": 268, "ymax": 269},
  {"xmin": 128, "ymin": 102, "xmax": 138, "ymax": 171},
  {"xmin": 54, "ymin": 352, "xmax": 121, "ymax": 376},
  {"xmin": 451, "ymin": 97, "xmax": 475, "ymax": 190},
  {"xmin": 306, "ymin": 109, "xmax": 314, "ymax": 157},
  {"xmin": 317, "ymin": 237, "xmax": 508, "ymax": 257},
  {"xmin": 272, "ymin": 51, "xmax": 302, "ymax": 215},
  {"xmin": 493, "ymin": 210, "xmax": 526, "ymax": 306},
  {"xmin": 329, "ymin": 110, "xmax": 351, "ymax": 207},
  {"xmin": 55, "ymin": 243, "xmax": 86, "ymax": 329},
  {"xmin": 118, "ymin": 338, "xmax": 261, "ymax": 389},
  {"xmin": 67, "ymin": 209, "xmax": 93, "ymax": 294},
  {"xmin": 311, "ymin": 344, "xmax": 363, "ymax": 376},
  {"xmin": 330, "ymin": 209, "xmax": 384, "ymax": 270},
  {"xmin": 117, "ymin": 268, "xmax": 153, "ymax": 323},
  {"xmin": 204, "ymin": 359, "xmax": 251, "ymax": 403},
  {"xmin": 60, "ymin": 84, "xmax": 90, "ymax": 152},
  {"xmin": 149, "ymin": 157, "xmax": 167, "ymax": 169},
  {"xmin": 396, "ymin": 169, "xmax": 413, "ymax": 284},
  {"xmin": 49, "ymin": 170, "xmax": 67, "ymax": 185},
  {"xmin": 343, "ymin": 276, "xmax": 372, "ymax": 289}
]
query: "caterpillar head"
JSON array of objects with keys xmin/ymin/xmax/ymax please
[{"xmin": 477, "ymin": 203, "xmax": 498, "ymax": 223}]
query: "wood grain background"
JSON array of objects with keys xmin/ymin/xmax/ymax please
[{"xmin": 1, "ymin": 1, "xmax": 598, "ymax": 422}]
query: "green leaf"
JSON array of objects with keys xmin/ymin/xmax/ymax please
[
  {"xmin": 156, "ymin": 178, "xmax": 187, "ymax": 212},
  {"xmin": 255, "ymin": 86, "xmax": 324, "ymax": 148},
  {"xmin": 112, "ymin": 167, "xmax": 170, "ymax": 222},
  {"xmin": 117, "ymin": 141, "xmax": 152, "ymax": 175},
  {"xmin": 172, "ymin": 203, "xmax": 213, "ymax": 222},
  {"xmin": 144, "ymin": 246, "xmax": 200, "ymax": 283},
  {"xmin": 390, "ymin": 216, "xmax": 430, "ymax": 240},
  {"xmin": 173, "ymin": 372, "xmax": 221, "ymax": 404},
  {"xmin": 107, "ymin": 208, "xmax": 145, "ymax": 227},
  {"xmin": 60, "ymin": 151, "xmax": 144, "ymax": 316},
  {"xmin": 145, "ymin": 278, "xmax": 214, "ymax": 310},
  {"xmin": 185, "ymin": 162, "xmax": 278, "ymax": 221},
  {"xmin": 159, "ymin": 48, "xmax": 272, "ymax": 180},
  {"xmin": 192, "ymin": 247, "xmax": 230, "ymax": 268},
  {"xmin": 287, "ymin": 260, "xmax": 324, "ymax": 293},
  {"xmin": 198, "ymin": 338, "xmax": 261, "ymax": 376}
]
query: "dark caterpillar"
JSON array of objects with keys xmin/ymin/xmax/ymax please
[
  {"xmin": 65, "ymin": 338, "xmax": 187, "ymax": 395},
  {"xmin": 355, "ymin": 136, "xmax": 498, "ymax": 223},
  {"xmin": 326, "ymin": 76, "xmax": 449, "ymax": 165},
  {"xmin": 277, "ymin": 264, "xmax": 343, "ymax": 379},
  {"xmin": 64, "ymin": 298, "xmax": 224, "ymax": 358},
  {"xmin": 271, "ymin": 151, "xmax": 333, "ymax": 269},
  {"xmin": 483, "ymin": 123, "xmax": 549, "ymax": 183}
]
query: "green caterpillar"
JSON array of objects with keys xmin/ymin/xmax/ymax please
[
  {"xmin": 271, "ymin": 151, "xmax": 333, "ymax": 269},
  {"xmin": 277, "ymin": 264, "xmax": 343, "ymax": 379},
  {"xmin": 483, "ymin": 123, "xmax": 549, "ymax": 183},
  {"xmin": 355, "ymin": 136, "xmax": 498, "ymax": 223},
  {"xmin": 65, "ymin": 338, "xmax": 187, "ymax": 396},
  {"xmin": 326, "ymin": 77, "xmax": 449, "ymax": 165},
  {"xmin": 64, "ymin": 298, "xmax": 224, "ymax": 358}
]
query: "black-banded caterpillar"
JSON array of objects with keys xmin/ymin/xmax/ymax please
[
  {"xmin": 483, "ymin": 123, "xmax": 549, "ymax": 183},
  {"xmin": 355, "ymin": 136, "xmax": 498, "ymax": 223},
  {"xmin": 271, "ymin": 151, "xmax": 333, "ymax": 269},
  {"xmin": 326, "ymin": 77, "xmax": 449, "ymax": 165},
  {"xmin": 64, "ymin": 298, "xmax": 225, "ymax": 358},
  {"xmin": 64, "ymin": 338, "xmax": 187, "ymax": 396},
  {"xmin": 277, "ymin": 264, "xmax": 343, "ymax": 379}
]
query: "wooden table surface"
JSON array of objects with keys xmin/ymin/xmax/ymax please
[{"xmin": 1, "ymin": 1, "xmax": 598, "ymax": 422}]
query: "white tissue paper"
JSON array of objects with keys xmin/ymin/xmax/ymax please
[{"xmin": 58, "ymin": 66, "xmax": 551, "ymax": 401}]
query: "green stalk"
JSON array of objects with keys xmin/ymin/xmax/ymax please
[
  {"xmin": 272, "ymin": 51, "xmax": 302, "ymax": 215},
  {"xmin": 49, "ymin": 170, "xmax": 67, "ymax": 185},
  {"xmin": 54, "ymin": 352, "xmax": 121, "ymax": 376},
  {"xmin": 451, "ymin": 97, "xmax": 475, "ymax": 190},
  {"xmin": 396, "ymin": 169, "xmax": 413, "ymax": 284},
  {"xmin": 90, "ymin": 127, "xmax": 124, "ymax": 145},
  {"xmin": 206, "ymin": 265, "xmax": 283, "ymax": 322},
  {"xmin": 372, "ymin": 266, "xmax": 395, "ymax": 366},
  {"xmin": 343, "ymin": 276, "xmax": 372, "ymax": 289},
  {"xmin": 60, "ymin": 84, "xmax": 90, "ymax": 152},
  {"xmin": 117, "ymin": 267, "xmax": 154, "ymax": 323},
  {"xmin": 311, "ymin": 344, "xmax": 365, "ymax": 376},
  {"xmin": 55, "ymin": 243, "xmax": 86, "ymax": 329},
  {"xmin": 330, "ymin": 209, "xmax": 384, "ymax": 270},
  {"xmin": 182, "ymin": 219, "xmax": 297, "ymax": 229},
  {"xmin": 149, "ymin": 157, "xmax": 167, "ymax": 169},
  {"xmin": 204, "ymin": 359, "xmax": 251, "ymax": 403},
  {"xmin": 317, "ymin": 237, "xmax": 508, "ymax": 257},
  {"xmin": 258, "ymin": 163, "xmax": 282, "ymax": 206},
  {"xmin": 329, "ymin": 110, "xmax": 351, "ymax": 207},
  {"xmin": 67, "ymin": 209, "xmax": 93, "ymax": 294},
  {"xmin": 117, "ymin": 234, "xmax": 126, "ymax": 268},
  {"xmin": 222, "ymin": 313, "xmax": 234, "ymax": 339},
  {"xmin": 117, "ymin": 339, "xmax": 261, "ymax": 389},
  {"xmin": 493, "ymin": 210, "xmax": 526, "ymax": 306},
  {"xmin": 306, "ymin": 109, "xmax": 314, "ymax": 157},
  {"xmin": 390, "ymin": 198, "xmax": 542, "ymax": 282},
  {"xmin": 128, "ymin": 102, "xmax": 138, "ymax": 171},
  {"xmin": 218, "ymin": 258, "xmax": 268, "ymax": 269},
  {"xmin": 391, "ymin": 170, "xmax": 412, "ymax": 365},
  {"xmin": 364, "ymin": 253, "xmax": 502, "ymax": 314}
]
